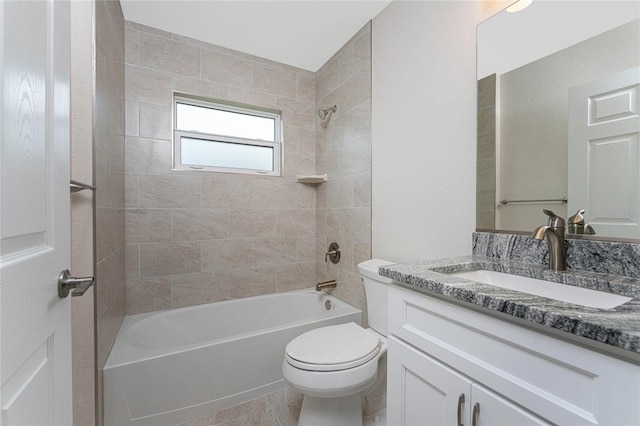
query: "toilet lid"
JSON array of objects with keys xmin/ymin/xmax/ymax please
[{"xmin": 285, "ymin": 323, "xmax": 380, "ymax": 371}]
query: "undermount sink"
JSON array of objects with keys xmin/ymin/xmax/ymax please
[{"xmin": 448, "ymin": 270, "xmax": 632, "ymax": 309}]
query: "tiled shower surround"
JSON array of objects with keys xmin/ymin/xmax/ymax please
[
  {"xmin": 124, "ymin": 22, "xmax": 372, "ymax": 314},
  {"xmin": 95, "ymin": 0, "xmax": 126, "ymax": 423},
  {"xmin": 316, "ymin": 24, "xmax": 373, "ymax": 321}
]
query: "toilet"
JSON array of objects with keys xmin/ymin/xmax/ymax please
[{"xmin": 282, "ymin": 259, "xmax": 394, "ymax": 425}]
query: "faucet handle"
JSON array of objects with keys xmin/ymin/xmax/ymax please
[{"xmin": 542, "ymin": 209, "xmax": 565, "ymax": 228}]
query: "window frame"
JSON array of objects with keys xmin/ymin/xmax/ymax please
[{"xmin": 172, "ymin": 93, "xmax": 283, "ymax": 176}]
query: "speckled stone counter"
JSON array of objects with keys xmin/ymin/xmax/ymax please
[{"xmin": 379, "ymin": 255, "xmax": 640, "ymax": 356}]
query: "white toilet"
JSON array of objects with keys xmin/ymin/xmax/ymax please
[{"xmin": 282, "ymin": 259, "xmax": 394, "ymax": 425}]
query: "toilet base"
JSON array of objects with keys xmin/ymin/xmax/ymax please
[{"xmin": 298, "ymin": 394, "xmax": 363, "ymax": 426}]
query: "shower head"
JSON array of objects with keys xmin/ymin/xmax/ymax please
[{"xmin": 318, "ymin": 105, "xmax": 337, "ymax": 121}]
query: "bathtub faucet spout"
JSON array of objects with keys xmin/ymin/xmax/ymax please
[{"xmin": 316, "ymin": 280, "xmax": 337, "ymax": 292}]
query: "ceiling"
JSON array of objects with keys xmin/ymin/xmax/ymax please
[{"xmin": 120, "ymin": 0, "xmax": 392, "ymax": 71}]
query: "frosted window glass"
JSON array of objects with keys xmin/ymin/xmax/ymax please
[
  {"xmin": 181, "ymin": 137, "xmax": 274, "ymax": 171},
  {"xmin": 176, "ymin": 103, "xmax": 275, "ymax": 141}
]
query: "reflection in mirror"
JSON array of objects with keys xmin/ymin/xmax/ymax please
[{"xmin": 476, "ymin": 1, "xmax": 640, "ymax": 240}]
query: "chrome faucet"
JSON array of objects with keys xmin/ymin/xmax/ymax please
[
  {"xmin": 316, "ymin": 280, "xmax": 337, "ymax": 291},
  {"xmin": 531, "ymin": 209, "xmax": 566, "ymax": 271}
]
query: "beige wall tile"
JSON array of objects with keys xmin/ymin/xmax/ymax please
[
  {"xmin": 171, "ymin": 208, "xmax": 228, "ymax": 241},
  {"xmin": 124, "ymin": 25, "xmax": 138, "ymax": 65},
  {"xmin": 95, "ymin": 258, "xmax": 109, "ymax": 320},
  {"xmin": 95, "ymin": 206, "xmax": 125, "ymax": 261},
  {"xmin": 200, "ymin": 48, "xmax": 253, "ymax": 89},
  {"xmin": 353, "ymin": 242, "xmax": 372, "ymax": 272},
  {"xmin": 227, "ymin": 86, "xmax": 278, "ymax": 110},
  {"xmin": 229, "ymin": 210, "xmax": 277, "ymax": 238},
  {"xmin": 315, "ymin": 22, "xmax": 371, "ymax": 316},
  {"xmin": 276, "ymin": 97, "xmax": 315, "ymax": 130},
  {"xmin": 228, "ymin": 267, "xmax": 277, "ymax": 299},
  {"xmin": 125, "ymin": 100, "xmax": 139, "ymax": 136},
  {"xmin": 126, "ymin": 208, "xmax": 171, "ymax": 243},
  {"xmin": 295, "ymin": 184, "xmax": 316, "ymax": 209},
  {"xmin": 126, "ymin": 276, "xmax": 171, "ymax": 314},
  {"xmin": 253, "ymin": 62, "xmax": 296, "ymax": 99},
  {"xmin": 94, "ymin": 5, "xmax": 127, "ymax": 422},
  {"xmin": 121, "ymin": 22, "xmax": 351, "ymax": 313},
  {"xmin": 139, "ymin": 241, "xmax": 201, "ymax": 277},
  {"xmin": 353, "ymin": 23, "xmax": 372, "ymax": 73},
  {"xmin": 250, "ymin": 179, "xmax": 284, "ymax": 208},
  {"xmin": 171, "ymin": 272, "xmax": 229, "ymax": 308},
  {"xmin": 276, "ymin": 209, "xmax": 315, "ymax": 237},
  {"xmin": 275, "ymin": 262, "xmax": 315, "ymax": 292},
  {"xmin": 341, "ymin": 207, "xmax": 371, "ymax": 244},
  {"xmin": 340, "ymin": 135, "xmax": 370, "ymax": 176},
  {"xmin": 125, "ymin": 64, "xmax": 172, "ymax": 105},
  {"xmin": 354, "ymin": 172, "xmax": 371, "ymax": 207},
  {"xmin": 126, "ymin": 20, "xmax": 173, "ymax": 40},
  {"xmin": 172, "ymin": 75, "xmax": 229, "ymax": 100},
  {"xmin": 138, "ymin": 102, "xmax": 172, "ymax": 140},
  {"xmin": 202, "ymin": 174, "xmax": 253, "ymax": 209},
  {"xmin": 254, "ymin": 236, "xmax": 298, "ymax": 266},
  {"xmin": 138, "ymin": 174, "xmax": 202, "ymax": 208},
  {"xmin": 201, "ymin": 238, "xmax": 254, "ymax": 272},
  {"xmin": 125, "ymin": 172, "xmax": 139, "ymax": 208},
  {"xmin": 139, "ymin": 32, "xmax": 200, "ymax": 77},
  {"xmin": 125, "ymin": 137, "xmax": 172, "ymax": 173},
  {"xmin": 296, "ymin": 73, "xmax": 315, "ymax": 104},
  {"xmin": 125, "ymin": 243, "xmax": 139, "ymax": 280},
  {"xmin": 296, "ymin": 235, "xmax": 316, "ymax": 263}
]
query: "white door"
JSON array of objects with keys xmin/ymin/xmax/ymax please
[
  {"xmin": 1, "ymin": 0, "xmax": 72, "ymax": 425},
  {"xmin": 387, "ymin": 336, "xmax": 472, "ymax": 426},
  {"xmin": 568, "ymin": 66, "xmax": 640, "ymax": 238}
]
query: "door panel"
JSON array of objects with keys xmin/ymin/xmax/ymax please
[
  {"xmin": 568, "ymin": 66, "xmax": 640, "ymax": 238},
  {"xmin": 1, "ymin": 0, "xmax": 72, "ymax": 424}
]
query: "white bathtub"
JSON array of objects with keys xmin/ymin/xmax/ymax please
[{"xmin": 103, "ymin": 289, "xmax": 361, "ymax": 426}]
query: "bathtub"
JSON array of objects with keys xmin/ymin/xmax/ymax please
[{"xmin": 103, "ymin": 289, "xmax": 361, "ymax": 426}]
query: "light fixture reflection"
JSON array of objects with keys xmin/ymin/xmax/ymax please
[{"xmin": 506, "ymin": 0, "xmax": 533, "ymax": 13}]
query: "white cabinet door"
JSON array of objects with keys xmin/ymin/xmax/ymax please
[
  {"xmin": 388, "ymin": 336, "xmax": 472, "ymax": 426},
  {"xmin": 471, "ymin": 383, "xmax": 552, "ymax": 426},
  {"xmin": 388, "ymin": 337, "xmax": 554, "ymax": 426},
  {"xmin": 0, "ymin": 0, "xmax": 72, "ymax": 424}
]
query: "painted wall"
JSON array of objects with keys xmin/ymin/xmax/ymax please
[
  {"xmin": 94, "ymin": 0, "xmax": 126, "ymax": 423},
  {"xmin": 316, "ymin": 23, "xmax": 372, "ymax": 323},
  {"xmin": 123, "ymin": 22, "xmax": 317, "ymax": 314},
  {"xmin": 371, "ymin": 0, "xmax": 510, "ymax": 263}
]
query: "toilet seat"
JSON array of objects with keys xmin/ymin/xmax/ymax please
[{"xmin": 285, "ymin": 322, "xmax": 381, "ymax": 372}]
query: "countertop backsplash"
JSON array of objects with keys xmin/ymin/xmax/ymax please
[{"xmin": 473, "ymin": 232, "xmax": 640, "ymax": 279}]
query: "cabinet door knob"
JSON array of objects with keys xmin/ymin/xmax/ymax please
[
  {"xmin": 457, "ymin": 393, "xmax": 465, "ymax": 426},
  {"xmin": 472, "ymin": 402, "xmax": 480, "ymax": 426}
]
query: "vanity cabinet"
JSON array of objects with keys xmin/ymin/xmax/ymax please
[
  {"xmin": 387, "ymin": 285, "xmax": 640, "ymax": 426},
  {"xmin": 388, "ymin": 336, "xmax": 550, "ymax": 425}
]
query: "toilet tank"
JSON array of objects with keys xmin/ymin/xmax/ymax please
[{"xmin": 358, "ymin": 259, "xmax": 395, "ymax": 337}]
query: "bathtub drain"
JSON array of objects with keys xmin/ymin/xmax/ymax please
[{"xmin": 325, "ymin": 300, "xmax": 332, "ymax": 310}]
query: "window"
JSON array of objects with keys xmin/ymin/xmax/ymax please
[{"xmin": 173, "ymin": 94, "xmax": 282, "ymax": 175}]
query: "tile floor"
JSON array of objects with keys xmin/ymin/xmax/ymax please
[
  {"xmin": 176, "ymin": 386, "xmax": 387, "ymax": 426},
  {"xmin": 176, "ymin": 387, "xmax": 303, "ymax": 426}
]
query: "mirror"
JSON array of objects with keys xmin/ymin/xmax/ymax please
[{"xmin": 476, "ymin": 1, "xmax": 640, "ymax": 240}]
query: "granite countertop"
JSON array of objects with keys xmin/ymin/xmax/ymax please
[{"xmin": 379, "ymin": 256, "xmax": 640, "ymax": 356}]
